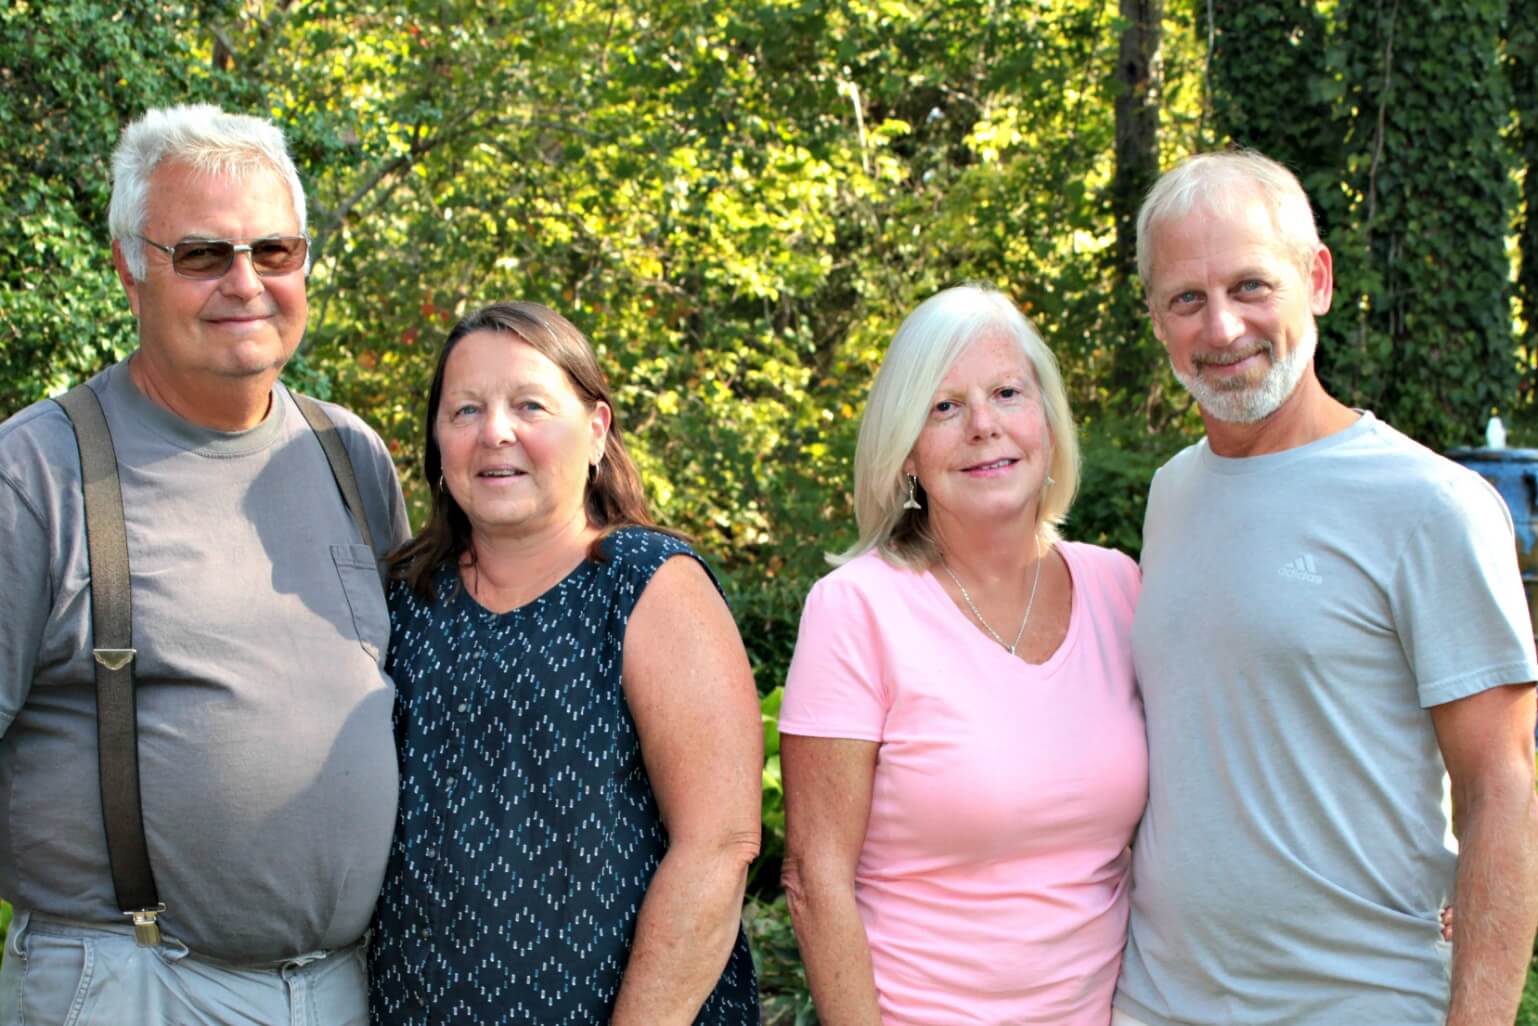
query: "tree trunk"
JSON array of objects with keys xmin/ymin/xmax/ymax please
[
  {"xmin": 1106, "ymin": 0, "xmax": 1163, "ymax": 414},
  {"xmin": 1111, "ymin": 0, "xmax": 1162, "ymax": 288}
]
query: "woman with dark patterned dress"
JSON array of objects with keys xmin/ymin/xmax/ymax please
[{"xmin": 368, "ymin": 302, "xmax": 762, "ymax": 1026}]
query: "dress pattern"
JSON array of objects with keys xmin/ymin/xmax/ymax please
[{"xmin": 369, "ymin": 527, "xmax": 759, "ymax": 1025}]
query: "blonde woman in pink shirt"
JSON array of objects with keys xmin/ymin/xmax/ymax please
[{"xmin": 778, "ymin": 284, "xmax": 1147, "ymax": 1026}]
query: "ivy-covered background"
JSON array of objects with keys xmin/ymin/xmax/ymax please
[{"xmin": 4, "ymin": 0, "xmax": 1537, "ymax": 1019}]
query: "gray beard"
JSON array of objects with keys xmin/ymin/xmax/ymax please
[{"xmin": 1172, "ymin": 326, "xmax": 1317, "ymax": 424}]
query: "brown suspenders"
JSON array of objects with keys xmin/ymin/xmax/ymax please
[
  {"xmin": 291, "ymin": 392, "xmax": 377, "ymax": 558},
  {"xmin": 53, "ymin": 384, "xmax": 160, "ymax": 943},
  {"xmin": 53, "ymin": 382, "xmax": 380, "ymax": 945}
]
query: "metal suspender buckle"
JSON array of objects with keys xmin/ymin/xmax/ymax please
[
  {"xmin": 125, "ymin": 904, "xmax": 166, "ymax": 946},
  {"xmin": 93, "ymin": 648, "xmax": 136, "ymax": 671}
]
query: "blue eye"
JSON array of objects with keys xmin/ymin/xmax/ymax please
[{"xmin": 933, "ymin": 400, "xmax": 958, "ymax": 415}]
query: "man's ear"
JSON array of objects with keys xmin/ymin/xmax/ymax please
[
  {"xmin": 112, "ymin": 241, "xmax": 142, "ymax": 319},
  {"xmin": 1308, "ymin": 245, "xmax": 1334, "ymax": 317}
]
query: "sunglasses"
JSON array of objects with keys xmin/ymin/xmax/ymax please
[{"xmin": 138, "ymin": 235, "xmax": 309, "ymax": 280}]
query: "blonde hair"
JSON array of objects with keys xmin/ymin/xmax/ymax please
[{"xmin": 835, "ymin": 284, "xmax": 1079, "ymax": 570}]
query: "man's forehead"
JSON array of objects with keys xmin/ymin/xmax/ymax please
[
  {"xmin": 1148, "ymin": 199, "xmax": 1290, "ymax": 284},
  {"xmin": 1162, "ymin": 188, "xmax": 1276, "ymax": 239},
  {"xmin": 142, "ymin": 159, "xmax": 300, "ymax": 233}
]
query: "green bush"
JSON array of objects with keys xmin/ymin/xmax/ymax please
[
  {"xmin": 745, "ymin": 894, "xmax": 817, "ymax": 1026},
  {"xmin": 1066, "ymin": 413, "xmax": 1194, "ymax": 559},
  {"xmin": 751, "ymin": 688, "xmax": 788, "ymax": 894},
  {"xmin": 1520, "ymin": 960, "xmax": 1538, "ymax": 1026}
]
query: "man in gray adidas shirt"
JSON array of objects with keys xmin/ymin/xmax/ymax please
[
  {"xmin": 0, "ymin": 106, "xmax": 407, "ymax": 1024},
  {"xmin": 1113, "ymin": 150, "xmax": 1538, "ymax": 1026}
]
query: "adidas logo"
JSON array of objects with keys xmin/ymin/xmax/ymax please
[{"xmin": 1278, "ymin": 554, "xmax": 1323, "ymax": 585}]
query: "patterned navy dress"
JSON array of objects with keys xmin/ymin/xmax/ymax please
[{"xmin": 369, "ymin": 527, "xmax": 759, "ymax": 1025}]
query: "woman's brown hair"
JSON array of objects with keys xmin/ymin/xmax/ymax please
[{"xmin": 389, "ymin": 301, "xmax": 674, "ymax": 600}]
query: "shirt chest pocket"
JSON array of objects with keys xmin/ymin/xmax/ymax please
[{"xmin": 331, "ymin": 543, "xmax": 388, "ymax": 665}]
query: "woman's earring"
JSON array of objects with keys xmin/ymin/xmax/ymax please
[
  {"xmin": 438, "ymin": 472, "xmax": 447, "ymax": 493},
  {"xmin": 1045, "ymin": 474, "xmax": 1056, "ymax": 487},
  {"xmin": 903, "ymin": 474, "xmax": 922, "ymax": 510}
]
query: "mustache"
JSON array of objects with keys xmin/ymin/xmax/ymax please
[{"xmin": 1193, "ymin": 341, "xmax": 1272, "ymax": 369}]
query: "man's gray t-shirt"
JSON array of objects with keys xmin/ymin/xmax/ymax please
[
  {"xmin": 0, "ymin": 361, "xmax": 409, "ymax": 963},
  {"xmin": 1116, "ymin": 412, "xmax": 1538, "ymax": 1026}
]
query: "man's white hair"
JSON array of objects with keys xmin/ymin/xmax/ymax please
[
  {"xmin": 1136, "ymin": 149, "xmax": 1320, "ymax": 289},
  {"xmin": 109, "ymin": 104, "xmax": 307, "ymax": 280}
]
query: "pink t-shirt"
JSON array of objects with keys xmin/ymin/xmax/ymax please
[{"xmin": 780, "ymin": 541, "xmax": 1147, "ymax": 1026}]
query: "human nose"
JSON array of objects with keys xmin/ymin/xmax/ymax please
[
  {"xmin": 1203, "ymin": 297, "xmax": 1246, "ymax": 347},
  {"xmin": 479, "ymin": 407, "xmax": 517, "ymax": 446},
  {"xmin": 966, "ymin": 398, "xmax": 999, "ymax": 437},
  {"xmin": 216, "ymin": 250, "xmax": 264, "ymax": 299}
]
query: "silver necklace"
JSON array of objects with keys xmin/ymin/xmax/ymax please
[{"xmin": 940, "ymin": 547, "xmax": 1044, "ymax": 656}]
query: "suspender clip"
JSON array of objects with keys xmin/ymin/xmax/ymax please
[
  {"xmin": 93, "ymin": 648, "xmax": 136, "ymax": 671},
  {"xmin": 125, "ymin": 904, "xmax": 167, "ymax": 947}
]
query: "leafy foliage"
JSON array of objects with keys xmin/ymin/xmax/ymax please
[
  {"xmin": 755, "ymin": 687, "xmax": 787, "ymax": 896},
  {"xmin": 1510, "ymin": 7, "xmax": 1538, "ymax": 435},
  {"xmin": 1522, "ymin": 958, "xmax": 1538, "ymax": 1026},
  {"xmin": 1202, "ymin": 0, "xmax": 1522, "ymax": 449},
  {"xmin": 173, "ymin": 0, "xmax": 1155, "ymax": 690},
  {"xmin": 4, "ymin": 9, "xmax": 1536, "ymax": 1007},
  {"xmin": 0, "ymin": 2, "xmax": 216, "ymax": 411},
  {"xmin": 745, "ymin": 894, "xmax": 818, "ymax": 1026}
]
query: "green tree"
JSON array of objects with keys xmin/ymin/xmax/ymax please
[
  {"xmin": 0, "ymin": 1, "xmax": 221, "ymax": 412},
  {"xmin": 1510, "ymin": 7, "xmax": 1538, "ymax": 423},
  {"xmin": 1326, "ymin": 0, "xmax": 1517, "ymax": 447},
  {"xmin": 1201, "ymin": 0, "xmax": 1521, "ymax": 449}
]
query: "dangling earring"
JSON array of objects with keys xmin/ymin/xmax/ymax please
[
  {"xmin": 438, "ymin": 472, "xmax": 447, "ymax": 493},
  {"xmin": 903, "ymin": 474, "xmax": 922, "ymax": 510}
]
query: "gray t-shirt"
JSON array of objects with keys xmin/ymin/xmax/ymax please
[
  {"xmin": 1116, "ymin": 412, "xmax": 1538, "ymax": 1026},
  {"xmin": 0, "ymin": 360, "xmax": 409, "ymax": 962}
]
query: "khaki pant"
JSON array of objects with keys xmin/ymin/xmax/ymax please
[{"xmin": 0, "ymin": 910, "xmax": 368, "ymax": 1026}]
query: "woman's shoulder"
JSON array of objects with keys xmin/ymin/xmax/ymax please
[
  {"xmin": 596, "ymin": 529, "xmax": 704, "ymax": 584},
  {"xmin": 595, "ymin": 526, "xmax": 725, "ymax": 606},
  {"xmin": 1058, "ymin": 539, "xmax": 1136, "ymax": 571},
  {"xmin": 598, "ymin": 525, "xmax": 700, "ymax": 573},
  {"xmin": 804, "ymin": 549, "xmax": 927, "ymax": 612},
  {"xmin": 386, "ymin": 565, "xmax": 460, "ymax": 625},
  {"xmin": 1058, "ymin": 540, "xmax": 1140, "ymax": 603}
]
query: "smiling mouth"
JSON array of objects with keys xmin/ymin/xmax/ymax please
[
  {"xmin": 477, "ymin": 468, "xmax": 526, "ymax": 478},
  {"xmin": 206, "ymin": 314, "xmax": 274, "ymax": 327},
  {"xmin": 963, "ymin": 458, "xmax": 1017, "ymax": 472}
]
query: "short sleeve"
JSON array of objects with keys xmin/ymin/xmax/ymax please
[
  {"xmin": 1392, "ymin": 472, "xmax": 1538, "ymax": 707},
  {"xmin": 1096, "ymin": 545, "xmax": 1142, "ymax": 609},
  {"xmin": 778, "ymin": 570, "xmax": 891, "ymax": 742}
]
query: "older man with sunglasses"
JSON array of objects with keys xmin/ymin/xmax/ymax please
[{"xmin": 0, "ymin": 105, "xmax": 407, "ymax": 1024}]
